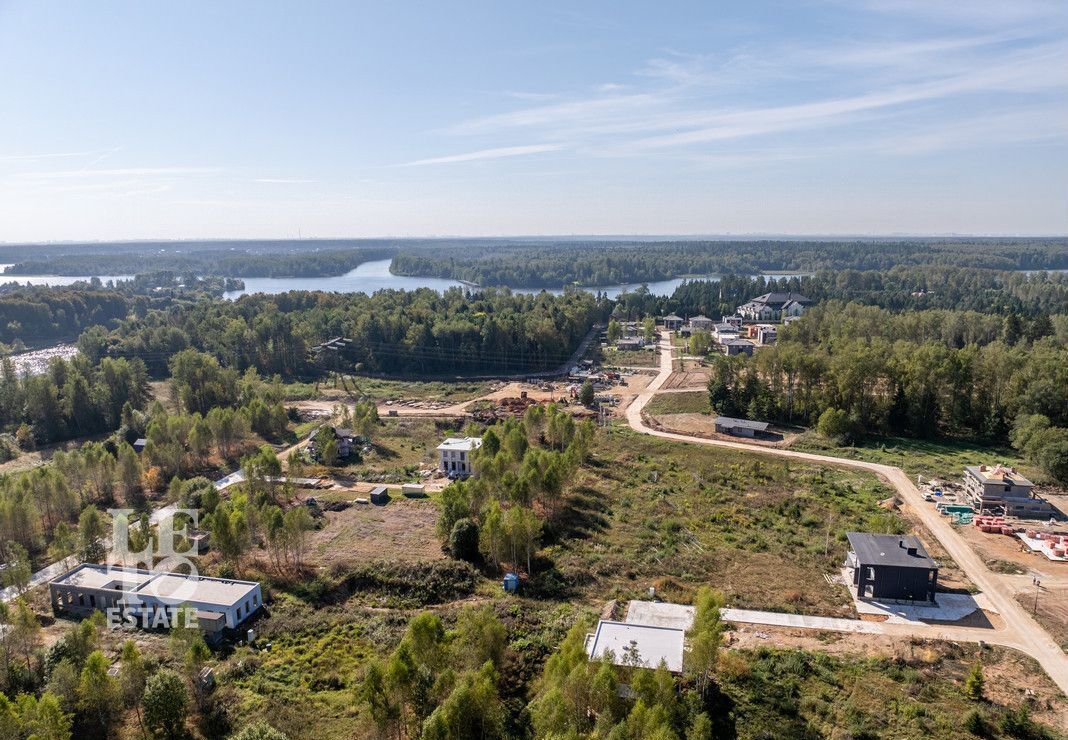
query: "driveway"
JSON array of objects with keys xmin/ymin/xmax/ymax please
[
  {"xmin": 0, "ymin": 554, "xmax": 78, "ymax": 603},
  {"xmin": 624, "ymin": 331, "xmax": 1068, "ymax": 695}
]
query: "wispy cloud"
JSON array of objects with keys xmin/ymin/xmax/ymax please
[
  {"xmin": 434, "ymin": 28, "xmax": 1067, "ymax": 164},
  {"xmin": 16, "ymin": 166, "xmax": 221, "ymax": 180},
  {"xmin": 398, "ymin": 144, "xmax": 566, "ymax": 167},
  {"xmin": 253, "ymin": 177, "xmax": 318, "ymax": 184}
]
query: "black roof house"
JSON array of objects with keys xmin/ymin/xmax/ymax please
[{"xmin": 845, "ymin": 532, "xmax": 938, "ymax": 603}]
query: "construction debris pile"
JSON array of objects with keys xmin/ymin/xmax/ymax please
[{"xmin": 471, "ymin": 395, "xmax": 538, "ymax": 423}]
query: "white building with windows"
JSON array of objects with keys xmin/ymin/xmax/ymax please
[
  {"xmin": 437, "ymin": 436, "xmax": 483, "ymax": 477},
  {"xmin": 49, "ymin": 563, "xmax": 262, "ymax": 638}
]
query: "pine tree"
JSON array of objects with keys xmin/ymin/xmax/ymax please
[{"xmin": 964, "ymin": 658, "xmax": 985, "ymax": 701}]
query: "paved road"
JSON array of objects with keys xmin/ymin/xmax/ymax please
[
  {"xmin": 723, "ymin": 608, "xmax": 883, "ymax": 634},
  {"xmin": 627, "ymin": 331, "xmax": 1068, "ymax": 695},
  {"xmin": 0, "ymin": 555, "xmax": 78, "ymax": 603}
]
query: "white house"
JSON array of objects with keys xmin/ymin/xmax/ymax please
[
  {"xmin": 755, "ymin": 325, "xmax": 777, "ymax": 345},
  {"xmin": 49, "ymin": 563, "xmax": 262, "ymax": 637},
  {"xmin": 713, "ymin": 323, "xmax": 740, "ymax": 343},
  {"xmin": 737, "ymin": 292, "xmax": 813, "ymax": 321},
  {"xmin": 438, "ymin": 436, "xmax": 483, "ymax": 477}
]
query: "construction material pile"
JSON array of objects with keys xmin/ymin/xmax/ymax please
[{"xmin": 975, "ymin": 515, "xmax": 1015, "ymax": 535}]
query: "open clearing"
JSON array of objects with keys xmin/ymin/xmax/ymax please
[
  {"xmin": 553, "ymin": 426, "xmax": 920, "ymax": 617},
  {"xmin": 789, "ymin": 430, "xmax": 1037, "ymax": 482},
  {"xmin": 307, "ymin": 496, "xmax": 444, "ymax": 568},
  {"xmin": 643, "ymin": 390, "xmax": 710, "ymax": 415}
]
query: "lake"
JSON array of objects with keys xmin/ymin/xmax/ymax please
[{"xmin": 221, "ymin": 260, "xmax": 807, "ymax": 299}]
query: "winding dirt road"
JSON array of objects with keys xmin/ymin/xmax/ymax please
[{"xmin": 627, "ymin": 331, "xmax": 1068, "ymax": 696}]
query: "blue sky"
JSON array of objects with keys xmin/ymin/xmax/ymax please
[{"xmin": 1, "ymin": 0, "xmax": 1066, "ymax": 240}]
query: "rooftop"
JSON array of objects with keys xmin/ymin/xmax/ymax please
[
  {"xmin": 750, "ymin": 291, "xmax": 812, "ymax": 306},
  {"xmin": 585, "ymin": 620, "xmax": 686, "ymax": 672},
  {"xmin": 846, "ymin": 533, "xmax": 938, "ymax": 570},
  {"xmin": 722, "ymin": 338, "xmax": 755, "ymax": 347},
  {"xmin": 625, "ymin": 601, "xmax": 695, "ymax": 631},
  {"xmin": 437, "ymin": 436, "xmax": 483, "ymax": 452},
  {"xmin": 51, "ymin": 564, "xmax": 260, "ymax": 608},
  {"xmin": 714, "ymin": 416, "xmax": 769, "ymax": 431}
]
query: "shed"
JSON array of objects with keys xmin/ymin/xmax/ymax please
[
  {"xmin": 369, "ymin": 486, "xmax": 390, "ymax": 505},
  {"xmin": 401, "ymin": 483, "xmax": 426, "ymax": 497},
  {"xmin": 132, "ymin": 438, "xmax": 148, "ymax": 454}
]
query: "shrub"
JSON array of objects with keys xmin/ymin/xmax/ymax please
[
  {"xmin": 449, "ymin": 518, "xmax": 480, "ymax": 562},
  {"xmin": 963, "ymin": 709, "xmax": 986, "ymax": 736}
]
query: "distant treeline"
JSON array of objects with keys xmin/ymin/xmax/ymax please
[
  {"xmin": 611, "ymin": 266, "xmax": 1068, "ymax": 320},
  {"xmin": 4, "ymin": 246, "xmax": 395, "ymax": 278},
  {"xmin": 83, "ymin": 288, "xmax": 609, "ymax": 378},
  {"xmin": 0, "ymin": 274, "xmax": 245, "ymax": 345},
  {"xmin": 0, "ymin": 288, "xmax": 134, "ymax": 344},
  {"xmin": 391, "ymin": 238, "xmax": 1068, "ymax": 287}
]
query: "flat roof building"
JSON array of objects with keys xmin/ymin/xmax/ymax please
[
  {"xmin": 49, "ymin": 564, "xmax": 262, "ymax": 637},
  {"xmin": 585, "ymin": 620, "xmax": 686, "ymax": 673},
  {"xmin": 845, "ymin": 532, "xmax": 938, "ymax": 603},
  {"xmin": 714, "ymin": 416, "xmax": 769, "ymax": 438}
]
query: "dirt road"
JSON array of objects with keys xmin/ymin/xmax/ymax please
[{"xmin": 626, "ymin": 331, "xmax": 1068, "ymax": 696}]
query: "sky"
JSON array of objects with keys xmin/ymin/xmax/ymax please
[{"xmin": 0, "ymin": 0, "xmax": 1066, "ymax": 241}]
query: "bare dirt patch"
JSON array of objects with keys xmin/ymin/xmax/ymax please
[
  {"xmin": 307, "ymin": 497, "xmax": 444, "ymax": 568},
  {"xmin": 661, "ymin": 369, "xmax": 710, "ymax": 390}
]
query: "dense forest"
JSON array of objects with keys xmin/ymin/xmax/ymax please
[
  {"xmin": 391, "ymin": 238, "xmax": 1068, "ymax": 288},
  {"xmin": 5, "ymin": 237, "xmax": 1065, "ymax": 285},
  {"xmin": 609, "ymin": 267, "xmax": 1068, "ymax": 321},
  {"xmin": 704, "ymin": 301, "xmax": 1068, "ymax": 481},
  {"xmin": 0, "ymin": 354, "xmax": 149, "ymax": 447},
  {"xmin": 0, "ymin": 288, "xmax": 134, "ymax": 345},
  {"xmin": 0, "ymin": 276, "xmax": 243, "ymax": 347},
  {"xmin": 84, "ymin": 288, "xmax": 608, "ymax": 378},
  {"xmin": 4, "ymin": 247, "xmax": 395, "ymax": 279}
]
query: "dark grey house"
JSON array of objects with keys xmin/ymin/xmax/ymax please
[
  {"xmin": 714, "ymin": 416, "xmax": 769, "ymax": 438},
  {"xmin": 845, "ymin": 532, "xmax": 938, "ymax": 603}
]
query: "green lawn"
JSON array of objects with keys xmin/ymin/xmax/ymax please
[
  {"xmin": 550, "ymin": 426, "xmax": 903, "ymax": 615},
  {"xmin": 601, "ymin": 347, "xmax": 659, "ymax": 367},
  {"xmin": 723, "ymin": 645, "xmax": 1063, "ymax": 740},
  {"xmin": 789, "ymin": 431, "xmax": 1035, "ymax": 482},
  {"xmin": 644, "ymin": 390, "xmax": 710, "ymax": 415}
]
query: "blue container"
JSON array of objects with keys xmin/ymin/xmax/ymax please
[{"xmin": 503, "ymin": 573, "xmax": 519, "ymax": 593}]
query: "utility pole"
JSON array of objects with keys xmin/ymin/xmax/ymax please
[{"xmin": 1033, "ymin": 577, "xmax": 1042, "ymax": 616}]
